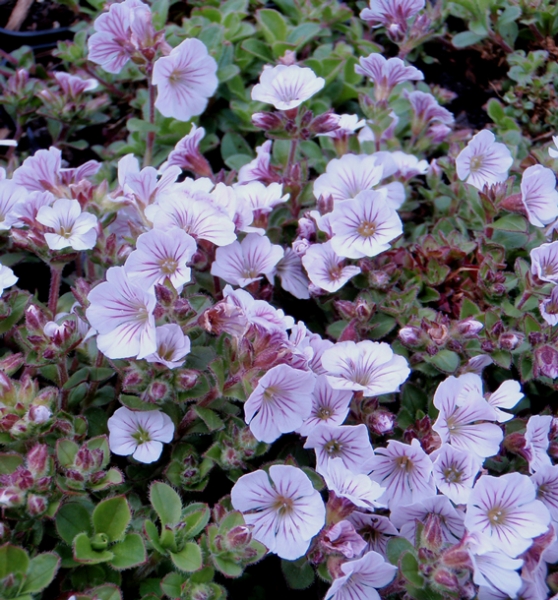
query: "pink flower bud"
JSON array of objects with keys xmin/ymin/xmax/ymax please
[
  {"xmin": 456, "ymin": 319, "xmax": 483, "ymax": 337},
  {"xmin": 147, "ymin": 381, "xmax": 169, "ymax": 402},
  {"xmin": 251, "ymin": 112, "xmax": 284, "ymax": 131},
  {"xmin": 226, "ymin": 525, "xmax": 252, "ymax": 549},
  {"xmin": 367, "ymin": 410, "xmax": 395, "ymax": 435},
  {"xmin": 176, "ymin": 369, "xmax": 198, "ymax": 390},
  {"xmin": 28, "ymin": 405, "xmax": 52, "ymax": 424},
  {"xmin": 74, "ymin": 447, "xmax": 97, "ymax": 472},
  {"xmin": 297, "ymin": 217, "xmax": 316, "ymax": 239},
  {"xmin": 292, "ymin": 237, "xmax": 311, "ymax": 257},
  {"xmin": 27, "ymin": 444, "xmax": 50, "ymax": 476},
  {"xmin": 310, "ymin": 110, "xmax": 341, "ymax": 135},
  {"xmin": 154, "ymin": 284, "xmax": 175, "ymax": 305},
  {"xmin": 399, "ymin": 326, "xmax": 422, "ymax": 346},
  {"xmin": 25, "ymin": 304, "xmax": 48, "ymax": 333},
  {"xmin": 499, "ymin": 332, "xmax": 520, "ymax": 350},
  {"xmin": 27, "ymin": 494, "xmax": 47, "ymax": 516},
  {"xmin": 421, "ymin": 513, "xmax": 443, "ymax": 551},
  {"xmin": 534, "ymin": 345, "xmax": 558, "ymax": 379},
  {"xmin": 0, "ymin": 353, "xmax": 24, "ymax": 375},
  {"xmin": 432, "ymin": 567, "xmax": 459, "ymax": 591}
]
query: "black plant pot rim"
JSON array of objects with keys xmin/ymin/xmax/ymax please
[{"xmin": 0, "ymin": 25, "xmax": 73, "ymax": 51}]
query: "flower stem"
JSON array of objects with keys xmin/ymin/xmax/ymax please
[
  {"xmin": 58, "ymin": 359, "xmax": 69, "ymax": 411},
  {"xmin": 48, "ymin": 265, "xmax": 63, "ymax": 317}
]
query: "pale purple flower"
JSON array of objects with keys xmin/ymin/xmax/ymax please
[
  {"xmin": 296, "ymin": 375, "xmax": 352, "ymax": 437},
  {"xmin": 404, "ymin": 90, "xmax": 454, "ymax": 129},
  {"xmin": 301, "ymin": 241, "xmax": 361, "ymax": 293},
  {"xmin": 455, "ymin": 130, "xmax": 513, "ymax": 190},
  {"xmin": 430, "ymin": 444, "xmax": 480, "ymax": 505},
  {"xmin": 367, "ymin": 439, "xmax": 436, "ymax": 508},
  {"xmin": 124, "ymin": 227, "xmax": 196, "ymax": 291},
  {"xmin": 324, "ymin": 550, "xmax": 397, "ymax": 600},
  {"xmin": 465, "ymin": 473, "xmax": 551, "ymax": 557},
  {"xmin": 234, "ymin": 181, "xmax": 289, "ymax": 215},
  {"xmin": 304, "ymin": 423, "xmax": 375, "ymax": 475},
  {"xmin": 230, "ymin": 465, "xmax": 326, "ymax": 560},
  {"xmin": 53, "ymin": 72, "xmax": 97, "ymax": 98},
  {"xmin": 323, "ymin": 457, "xmax": 385, "ymax": 510},
  {"xmin": 355, "ymin": 54, "xmax": 423, "ymax": 102},
  {"xmin": 330, "ymin": 191, "xmax": 403, "ymax": 259},
  {"xmin": 211, "ymin": 233, "xmax": 284, "ymax": 288},
  {"xmin": 146, "ymin": 195, "xmax": 236, "ymax": 246},
  {"xmin": 0, "ymin": 180, "xmax": 25, "ymax": 230},
  {"xmin": 550, "ymin": 136, "xmax": 558, "ymax": 159},
  {"xmin": 322, "ymin": 521, "xmax": 367, "ymax": 559},
  {"xmin": 317, "ymin": 114, "xmax": 366, "ymax": 139},
  {"xmin": 251, "ymin": 64, "xmax": 325, "ymax": 111},
  {"xmin": 244, "ymin": 364, "xmax": 315, "ymax": 443},
  {"xmin": 108, "ymin": 406, "xmax": 174, "ymax": 463},
  {"xmin": 530, "ymin": 241, "xmax": 558, "ymax": 283},
  {"xmin": 152, "ymin": 38, "xmax": 218, "ymax": 121},
  {"xmin": 237, "ymin": 140, "xmax": 277, "ymax": 184},
  {"xmin": 164, "ymin": 124, "xmax": 211, "ymax": 175},
  {"xmin": 274, "ymin": 248, "xmax": 311, "ymax": 300},
  {"xmin": 144, "ymin": 324, "xmax": 191, "ymax": 369},
  {"xmin": 210, "ymin": 183, "xmax": 257, "ymax": 234},
  {"xmin": 347, "ymin": 513, "xmax": 398, "ymax": 556},
  {"xmin": 313, "ymin": 154, "xmax": 383, "ymax": 204},
  {"xmin": 485, "ymin": 379, "xmax": 524, "ymax": 423},
  {"xmin": 321, "ymin": 340, "xmax": 410, "ymax": 397},
  {"xmin": 36, "ymin": 199, "xmax": 98, "ymax": 251},
  {"xmin": 524, "ymin": 415, "xmax": 553, "ymax": 474},
  {"xmin": 540, "ymin": 286, "xmax": 558, "ymax": 326},
  {"xmin": 391, "ymin": 495, "xmax": 465, "ymax": 543},
  {"xmin": 520, "ymin": 164, "xmax": 558, "ymax": 227},
  {"xmin": 432, "ymin": 375, "xmax": 503, "ymax": 460},
  {"xmin": 13, "ymin": 190, "xmax": 54, "ymax": 225},
  {"xmin": 532, "ymin": 465, "xmax": 558, "ymax": 522},
  {"xmin": 390, "ymin": 150, "xmax": 429, "ymax": 179},
  {"xmin": 86, "ymin": 266, "xmax": 156, "ymax": 359},
  {"xmin": 360, "ymin": 0, "xmax": 425, "ymax": 28},
  {"xmin": 0, "ymin": 265, "xmax": 18, "ymax": 296}
]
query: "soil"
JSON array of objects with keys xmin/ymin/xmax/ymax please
[{"xmin": 0, "ymin": 0, "xmax": 77, "ymax": 31}]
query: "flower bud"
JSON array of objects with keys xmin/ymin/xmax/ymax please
[
  {"xmin": 74, "ymin": 447, "xmax": 98, "ymax": 472},
  {"xmin": 441, "ymin": 543, "xmax": 472, "ymax": 570},
  {"xmin": 146, "ymin": 381, "xmax": 170, "ymax": 402},
  {"xmin": 534, "ymin": 345, "xmax": 558, "ymax": 379},
  {"xmin": 154, "ymin": 284, "xmax": 175, "ymax": 306},
  {"xmin": 399, "ymin": 326, "xmax": 422, "ymax": 346},
  {"xmin": 367, "ymin": 410, "xmax": 395, "ymax": 435},
  {"xmin": 421, "ymin": 513, "xmax": 443, "ymax": 551},
  {"xmin": 503, "ymin": 431, "xmax": 526, "ymax": 455},
  {"xmin": 456, "ymin": 319, "xmax": 483, "ymax": 337},
  {"xmin": 25, "ymin": 304, "xmax": 48, "ymax": 333},
  {"xmin": 251, "ymin": 111, "xmax": 283, "ymax": 131},
  {"xmin": 480, "ymin": 340, "xmax": 495, "ymax": 353},
  {"xmin": 27, "ymin": 444, "xmax": 50, "ymax": 477},
  {"xmin": 292, "ymin": 237, "xmax": 311, "ymax": 257},
  {"xmin": 297, "ymin": 217, "xmax": 316, "ymax": 239},
  {"xmin": 0, "ymin": 488, "xmax": 25, "ymax": 507},
  {"xmin": 0, "ymin": 353, "xmax": 24, "ymax": 376},
  {"xmin": 310, "ymin": 110, "xmax": 341, "ymax": 135},
  {"xmin": 176, "ymin": 369, "xmax": 199, "ymax": 390},
  {"xmin": 226, "ymin": 525, "xmax": 252, "ymax": 549},
  {"xmin": 499, "ymin": 332, "xmax": 520, "ymax": 350},
  {"xmin": 432, "ymin": 567, "xmax": 459, "ymax": 592},
  {"xmin": 173, "ymin": 297, "xmax": 194, "ymax": 320},
  {"xmin": 27, "ymin": 494, "xmax": 47, "ymax": 516}
]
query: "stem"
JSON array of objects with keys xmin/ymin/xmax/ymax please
[
  {"xmin": 516, "ymin": 291, "xmax": 532, "ymax": 310},
  {"xmin": 144, "ymin": 67, "xmax": 157, "ymax": 168},
  {"xmin": 82, "ymin": 65, "xmax": 126, "ymax": 99},
  {"xmin": 48, "ymin": 265, "xmax": 63, "ymax": 317},
  {"xmin": 286, "ymin": 138, "xmax": 299, "ymax": 177},
  {"xmin": 58, "ymin": 359, "xmax": 69, "ymax": 411}
]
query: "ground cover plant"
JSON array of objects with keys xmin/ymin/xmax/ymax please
[{"xmin": 3, "ymin": 0, "xmax": 558, "ymax": 599}]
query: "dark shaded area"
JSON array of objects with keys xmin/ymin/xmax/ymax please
[{"xmin": 0, "ymin": 0, "xmax": 77, "ymax": 31}]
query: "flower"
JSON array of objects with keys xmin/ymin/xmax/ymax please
[
  {"xmin": 317, "ymin": 114, "xmax": 365, "ymax": 139},
  {"xmin": 36, "ymin": 199, "xmax": 98, "ymax": 251},
  {"xmin": 532, "ymin": 465, "xmax": 558, "ymax": 522},
  {"xmin": 390, "ymin": 150, "xmax": 429, "ymax": 179},
  {"xmin": 124, "ymin": 227, "xmax": 197, "ymax": 291},
  {"xmin": 355, "ymin": 54, "xmax": 423, "ymax": 102},
  {"xmin": 0, "ymin": 265, "xmax": 18, "ymax": 296},
  {"xmin": 164, "ymin": 124, "xmax": 211, "ymax": 176},
  {"xmin": 541, "ymin": 286, "xmax": 558, "ymax": 326},
  {"xmin": 53, "ymin": 72, "xmax": 97, "ymax": 98},
  {"xmin": 360, "ymin": 0, "xmax": 425, "ymax": 29},
  {"xmin": 107, "ymin": 407, "xmax": 174, "ymax": 463},
  {"xmin": 404, "ymin": 90, "xmax": 454, "ymax": 130},
  {"xmin": 230, "ymin": 465, "xmax": 326, "ymax": 560},
  {"xmin": 301, "ymin": 241, "xmax": 361, "ymax": 293},
  {"xmin": 304, "ymin": 424, "xmax": 375, "ymax": 475},
  {"xmin": 485, "ymin": 379, "xmax": 524, "ymax": 423},
  {"xmin": 520, "ymin": 164, "xmax": 558, "ymax": 227},
  {"xmin": 323, "ymin": 457, "xmax": 385, "ymax": 510},
  {"xmin": 313, "ymin": 154, "xmax": 384, "ymax": 205},
  {"xmin": 244, "ymin": 364, "xmax": 316, "ymax": 443},
  {"xmin": 465, "ymin": 472, "xmax": 551, "ymax": 557},
  {"xmin": 324, "ymin": 550, "xmax": 397, "ymax": 600},
  {"xmin": 0, "ymin": 180, "xmax": 26, "ymax": 230},
  {"xmin": 144, "ymin": 324, "xmax": 191, "ymax": 369},
  {"xmin": 368, "ymin": 439, "xmax": 436, "ymax": 508},
  {"xmin": 322, "ymin": 521, "xmax": 367, "ymax": 559},
  {"xmin": 152, "ymin": 38, "xmax": 219, "ymax": 121},
  {"xmin": 274, "ymin": 248, "xmax": 311, "ymax": 300},
  {"xmin": 251, "ymin": 64, "xmax": 325, "ymax": 111},
  {"xmin": 530, "ymin": 242, "xmax": 558, "ymax": 283},
  {"xmin": 237, "ymin": 140, "xmax": 278, "ymax": 184},
  {"xmin": 431, "ymin": 375, "xmax": 503, "ymax": 460},
  {"xmin": 234, "ymin": 181, "xmax": 289, "ymax": 215},
  {"xmin": 296, "ymin": 375, "xmax": 353, "ymax": 436},
  {"xmin": 430, "ymin": 444, "xmax": 480, "ymax": 504},
  {"xmin": 321, "ymin": 340, "xmax": 410, "ymax": 397},
  {"xmin": 524, "ymin": 415, "xmax": 553, "ymax": 474},
  {"xmin": 347, "ymin": 513, "xmax": 398, "ymax": 556},
  {"xmin": 211, "ymin": 233, "xmax": 284, "ymax": 288},
  {"xmin": 86, "ymin": 266, "xmax": 157, "ymax": 359},
  {"xmin": 329, "ymin": 191, "xmax": 403, "ymax": 259},
  {"xmin": 455, "ymin": 130, "xmax": 513, "ymax": 190}
]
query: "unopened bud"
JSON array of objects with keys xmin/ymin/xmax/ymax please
[
  {"xmin": 146, "ymin": 381, "xmax": 169, "ymax": 402},
  {"xmin": 176, "ymin": 369, "xmax": 198, "ymax": 390},
  {"xmin": 226, "ymin": 525, "xmax": 252, "ymax": 549},
  {"xmin": 432, "ymin": 567, "xmax": 459, "ymax": 591},
  {"xmin": 173, "ymin": 297, "xmax": 194, "ymax": 320},
  {"xmin": 251, "ymin": 111, "xmax": 283, "ymax": 131},
  {"xmin": 25, "ymin": 304, "xmax": 48, "ymax": 333},
  {"xmin": 441, "ymin": 543, "xmax": 472, "ymax": 570},
  {"xmin": 421, "ymin": 513, "xmax": 443, "ymax": 551},
  {"xmin": 0, "ymin": 353, "xmax": 24, "ymax": 375},
  {"xmin": 154, "ymin": 284, "xmax": 175, "ymax": 305},
  {"xmin": 27, "ymin": 494, "xmax": 47, "ymax": 516},
  {"xmin": 399, "ymin": 326, "xmax": 422, "ymax": 346},
  {"xmin": 503, "ymin": 431, "xmax": 526, "ymax": 454},
  {"xmin": 456, "ymin": 319, "xmax": 483, "ymax": 337},
  {"xmin": 367, "ymin": 410, "xmax": 395, "ymax": 435},
  {"xmin": 310, "ymin": 110, "xmax": 340, "ymax": 135},
  {"xmin": 499, "ymin": 332, "xmax": 520, "ymax": 350},
  {"xmin": 534, "ymin": 345, "xmax": 558, "ymax": 379},
  {"xmin": 28, "ymin": 405, "xmax": 52, "ymax": 424},
  {"xmin": 27, "ymin": 444, "xmax": 50, "ymax": 476}
]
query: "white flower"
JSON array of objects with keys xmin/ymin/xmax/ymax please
[
  {"xmin": 430, "ymin": 444, "xmax": 480, "ymax": 504},
  {"xmin": 144, "ymin": 324, "xmax": 191, "ymax": 369},
  {"xmin": 549, "ymin": 135, "xmax": 558, "ymax": 159},
  {"xmin": 531, "ymin": 241, "xmax": 558, "ymax": 284},
  {"xmin": 234, "ymin": 181, "xmax": 289, "ymax": 215},
  {"xmin": 532, "ymin": 465, "xmax": 558, "ymax": 522},
  {"xmin": 152, "ymin": 38, "xmax": 219, "ymax": 121},
  {"xmin": 520, "ymin": 164, "xmax": 558, "ymax": 227},
  {"xmin": 455, "ymin": 130, "xmax": 513, "ymax": 190},
  {"xmin": 330, "ymin": 191, "xmax": 403, "ymax": 259},
  {"xmin": 465, "ymin": 473, "xmax": 551, "ymax": 558},
  {"xmin": 251, "ymin": 64, "xmax": 325, "ymax": 111},
  {"xmin": 485, "ymin": 379, "xmax": 524, "ymax": 423},
  {"xmin": 324, "ymin": 551, "xmax": 397, "ymax": 600},
  {"xmin": 323, "ymin": 457, "xmax": 385, "ymax": 510},
  {"xmin": 0, "ymin": 180, "xmax": 25, "ymax": 230},
  {"xmin": 274, "ymin": 248, "xmax": 311, "ymax": 300},
  {"xmin": 347, "ymin": 513, "xmax": 398, "ymax": 556},
  {"xmin": 86, "ymin": 266, "xmax": 156, "ymax": 359},
  {"xmin": 36, "ymin": 199, "xmax": 98, "ymax": 251},
  {"xmin": 540, "ymin": 285, "xmax": 558, "ymax": 326},
  {"xmin": 124, "ymin": 227, "xmax": 197, "ymax": 291},
  {"xmin": 524, "ymin": 415, "xmax": 553, "ymax": 474},
  {"xmin": 317, "ymin": 114, "xmax": 366, "ymax": 139},
  {"xmin": 0, "ymin": 265, "xmax": 18, "ymax": 296},
  {"xmin": 301, "ymin": 241, "xmax": 361, "ymax": 293},
  {"xmin": 321, "ymin": 340, "xmax": 410, "ymax": 397},
  {"xmin": 108, "ymin": 407, "xmax": 174, "ymax": 463},
  {"xmin": 211, "ymin": 233, "xmax": 284, "ymax": 288},
  {"xmin": 231, "ymin": 465, "xmax": 326, "ymax": 560}
]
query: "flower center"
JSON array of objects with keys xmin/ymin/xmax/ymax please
[
  {"xmin": 272, "ymin": 494, "xmax": 294, "ymax": 516},
  {"xmin": 543, "ymin": 264, "xmax": 557, "ymax": 277},
  {"xmin": 395, "ymin": 455, "xmax": 413, "ymax": 472},
  {"xmin": 487, "ymin": 506, "xmax": 506, "ymax": 526},
  {"xmin": 263, "ymin": 386, "xmax": 278, "ymax": 402},
  {"xmin": 159, "ymin": 257, "xmax": 178, "ymax": 275},
  {"xmin": 132, "ymin": 426, "xmax": 151, "ymax": 445},
  {"xmin": 442, "ymin": 466, "xmax": 462, "ymax": 484},
  {"xmin": 60, "ymin": 226, "xmax": 72, "ymax": 239},
  {"xmin": 317, "ymin": 406, "xmax": 332, "ymax": 420},
  {"xmin": 324, "ymin": 439, "xmax": 342, "ymax": 456},
  {"xmin": 469, "ymin": 155, "xmax": 484, "ymax": 172},
  {"xmin": 357, "ymin": 221, "xmax": 377, "ymax": 238}
]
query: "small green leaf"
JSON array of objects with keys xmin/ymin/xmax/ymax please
[
  {"xmin": 56, "ymin": 439, "xmax": 79, "ymax": 468},
  {"xmin": 0, "ymin": 544, "xmax": 29, "ymax": 578},
  {"xmin": 21, "ymin": 553, "xmax": 60, "ymax": 593},
  {"xmin": 119, "ymin": 394, "xmax": 159, "ymax": 411},
  {"xmin": 73, "ymin": 533, "xmax": 114, "ymax": 564},
  {"xmin": 212, "ymin": 554, "xmax": 243, "ymax": 578},
  {"xmin": 0, "ymin": 294, "xmax": 29, "ymax": 334},
  {"xmin": 161, "ymin": 572, "xmax": 185, "ymax": 598},
  {"xmin": 109, "ymin": 534, "xmax": 147, "ymax": 570},
  {"xmin": 257, "ymin": 9, "xmax": 288, "ymax": 43},
  {"xmin": 401, "ymin": 552, "xmax": 424, "ymax": 587},
  {"xmin": 452, "ymin": 30, "xmax": 486, "ymax": 48},
  {"xmin": 150, "ymin": 482, "xmax": 182, "ymax": 526},
  {"xmin": 85, "ymin": 584, "xmax": 122, "ymax": 600},
  {"xmin": 55, "ymin": 503, "xmax": 93, "ymax": 545},
  {"xmin": 281, "ymin": 558, "xmax": 315, "ymax": 589},
  {"xmin": 92, "ymin": 496, "xmax": 131, "ymax": 542},
  {"xmin": 386, "ymin": 537, "xmax": 415, "ymax": 566},
  {"xmin": 182, "ymin": 503, "xmax": 211, "ymax": 539},
  {"xmin": 428, "ymin": 349, "xmax": 460, "ymax": 373},
  {"xmin": 0, "ymin": 454, "xmax": 23, "ymax": 475},
  {"xmin": 170, "ymin": 542, "xmax": 202, "ymax": 572},
  {"xmin": 144, "ymin": 520, "xmax": 166, "ymax": 555},
  {"xmin": 194, "ymin": 407, "xmax": 225, "ymax": 431},
  {"xmin": 240, "ymin": 39, "xmax": 273, "ymax": 62}
]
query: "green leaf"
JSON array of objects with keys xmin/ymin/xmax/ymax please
[
  {"xmin": 144, "ymin": 520, "xmax": 166, "ymax": 554},
  {"xmin": 452, "ymin": 30, "xmax": 486, "ymax": 47},
  {"xmin": 161, "ymin": 572, "xmax": 185, "ymax": 598},
  {"xmin": 169, "ymin": 542, "xmax": 202, "ymax": 572},
  {"xmin": 281, "ymin": 558, "xmax": 315, "ymax": 589},
  {"xmin": 401, "ymin": 552, "xmax": 424, "ymax": 587},
  {"xmin": 240, "ymin": 39, "xmax": 273, "ymax": 62},
  {"xmin": 0, "ymin": 294, "xmax": 29, "ymax": 334},
  {"xmin": 127, "ymin": 118, "xmax": 158, "ymax": 133},
  {"xmin": 150, "ymin": 482, "xmax": 182, "ymax": 526},
  {"xmin": 386, "ymin": 537, "xmax": 415, "ymax": 565},
  {"xmin": 428, "ymin": 349, "xmax": 460, "ymax": 373},
  {"xmin": 92, "ymin": 496, "xmax": 131, "ymax": 542},
  {"xmin": 0, "ymin": 544, "xmax": 29, "ymax": 578},
  {"xmin": 109, "ymin": 534, "xmax": 146, "ymax": 570},
  {"xmin": 89, "ymin": 367, "xmax": 116, "ymax": 382},
  {"xmin": 491, "ymin": 350, "xmax": 511, "ymax": 369},
  {"xmin": 182, "ymin": 503, "xmax": 211, "ymax": 539},
  {"xmin": 85, "ymin": 585, "xmax": 122, "ymax": 600},
  {"xmin": 119, "ymin": 394, "xmax": 159, "ymax": 411},
  {"xmin": 212, "ymin": 554, "xmax": 243, "ymax": 578},
  {"xmin": 257, "ymin": 9, "xmax": 288, "ymax": 43},
  {"xmin": 56, "ymin": 439, "xmax": 79, "ymax": 468},
  {"xmin": 73, "ymin": 533, "xmax": 114, "ymax": 564},
  {"xmin": 21, "ymin": 553, "xmax": 60, "ymax": 593},
  {"xmin": 492, "ymin": 214, "xmax": 528, "ymax": 232},
  {"xmin": 0, "ymin": 453, "xmax": 23, "ymax": 475},
  {"xmin": 194, "ymin": 407, "xmax": 225, "ymax": 432},
  {"xmin": 56, "ymin": 503, "xmax": 93, "ymax": 545}
]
